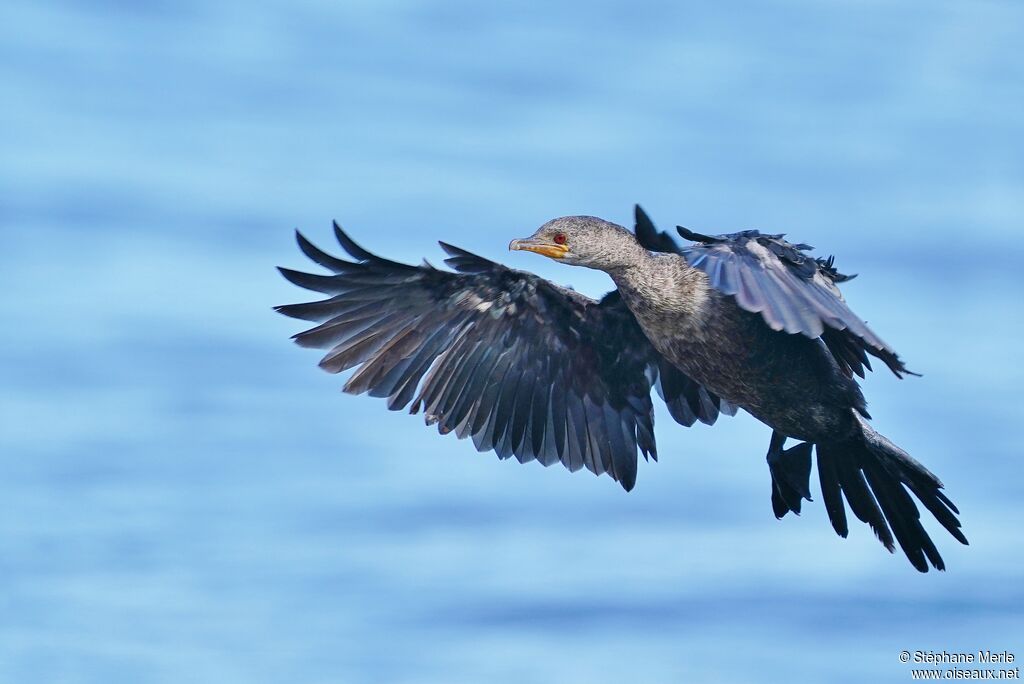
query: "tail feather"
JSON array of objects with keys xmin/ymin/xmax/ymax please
[
  {"xmin": 831, "ymin": 450, "xmax": 895, "ymax": 551},
  {"xmin": 862, "ymin": 459, "xmax": 942, "ymax": 571},
  {"xmin": 815, "ymin": 448, "xmax": 848, "ymax": 538},
  {"xmin": 815, "ymin": 413, "xmax": 967, "ymax": 572}
]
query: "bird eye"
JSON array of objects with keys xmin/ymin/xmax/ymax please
[{"xmin": 553, "ymin": 233, "xmax": 567, "ymax": 245}]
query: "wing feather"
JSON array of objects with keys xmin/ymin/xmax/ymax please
[
  {"xmin": 675, "ymin": 225, "xmax": 916, "ymax": 378},
  {"xmin": 278, "ymin": 225, "xmax": 730, "ymax": 491}
]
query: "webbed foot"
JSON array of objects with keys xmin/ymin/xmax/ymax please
[{"xmin": 767, "ymin": 432, "xmax": 814, "ymax": 518}]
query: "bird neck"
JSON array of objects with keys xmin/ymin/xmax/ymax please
[{"xmin": 607, "ymin": 251, "xmax": 707, "ymax": 319}]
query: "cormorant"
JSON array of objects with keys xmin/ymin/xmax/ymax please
[{"xmin": 276, "ymin": 206, "xmax": 967, "ymax": 572}]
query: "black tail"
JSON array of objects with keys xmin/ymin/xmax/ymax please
[{"xmin": 815, "ymin": 414, "xmax": 968, "ymax": 572}]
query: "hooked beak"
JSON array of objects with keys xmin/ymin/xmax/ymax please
[{"xmin": 508, "ymin": 236, "xmax": 569, "ymax": 259}]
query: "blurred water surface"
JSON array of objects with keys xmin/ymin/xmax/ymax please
[{"xmin": 2, "ymin": 1, "xmax": 1023, "ymax": 682}]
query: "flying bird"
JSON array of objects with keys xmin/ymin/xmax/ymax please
[{"xmin": 276, "ymin": 206, "xmax": 967, "ymax": 572}]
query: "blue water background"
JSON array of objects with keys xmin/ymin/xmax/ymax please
[{"xmin": 2, "ymin": 1, "xmax": 1023, "ymax": 682}]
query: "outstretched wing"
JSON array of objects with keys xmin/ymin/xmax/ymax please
[
  {"xmin": 276, "ymin": 223, "xmax": 727, "ymax": 491},
  {"xmin": 641, "ymin": 210, "xmax": 914, "ymax": 379}
]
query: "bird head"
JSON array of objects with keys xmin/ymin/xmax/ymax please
[{"xmin": 509, "ymin": 216, "xmax": 641, "ymax": 271}]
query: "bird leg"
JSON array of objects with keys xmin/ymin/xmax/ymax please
[{"xmin": 766, "ymin": 431, "xmax": 814, "ymax": 518}]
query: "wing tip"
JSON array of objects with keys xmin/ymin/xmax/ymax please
[
  {"xmin": 273, "ymin": 302, "xmax": 301, "ymax": 319},
  {"xmin": 676, "ymin": 225, "xmax": 717, "ymax": 243},
  {"xmin": 439, "ymin": 241, "xmax": 499, "ymax": 273},
  {"xmin": 634, "ymin": 203, "xmax": 650, "ymax": 224},
  {"xmin": 276, "ymin": 266, "xmax": 304, "ymax": 285},
  {"xmin": 333, "ymin": 221, "xmax": 374, "ymax": 261}
]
